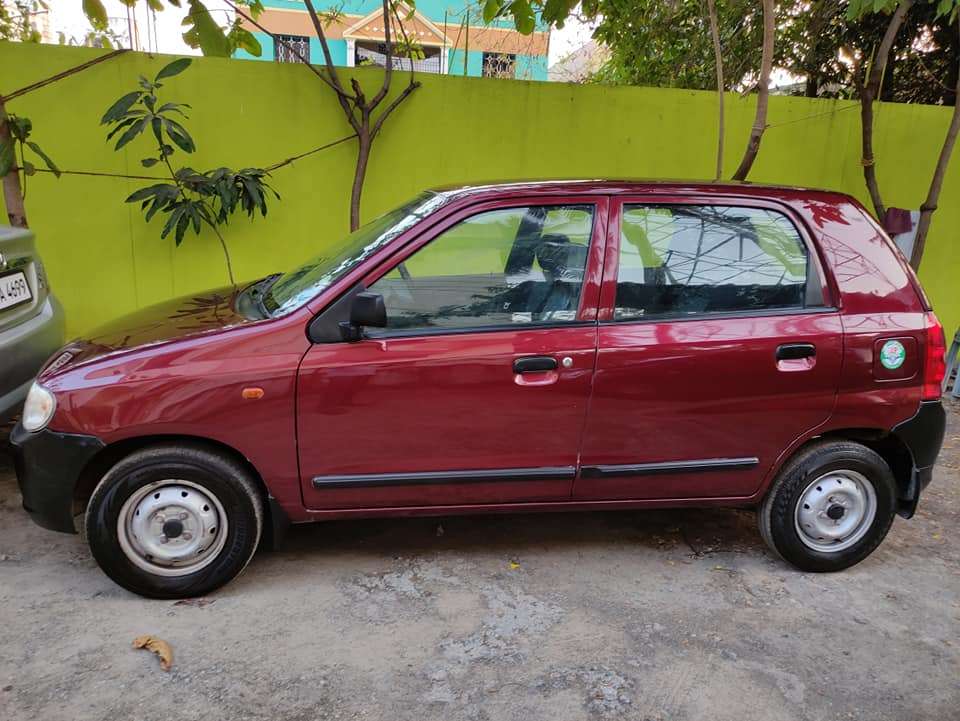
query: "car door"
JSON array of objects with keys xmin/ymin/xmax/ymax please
[
  {"xmin": 574, "ymin": 196, "xmax": 842, "ymax": 501},
  {"xmin": 298, "ymin": 197, "xmax": 608, "ymax": 510}
]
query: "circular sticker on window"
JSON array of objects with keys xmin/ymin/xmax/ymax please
[{"xmin": 880, "ymin": 340, "xmax": 906, "ymax": 370}]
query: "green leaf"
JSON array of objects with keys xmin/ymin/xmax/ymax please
[
  {"xmin": 82, "ymin": 0, "xmax": 108, "ymax": 29},
  {"xmin": 175, "ymin": 206, "xmax": 191, "ymax": 245},
  {"xmin": 106, "ymin": 116, "xmax": 139, "ymax": 141},
  {"xmin": 511, "ymin": 0, "xmax": 535, "ymax": 35},
  {"xmin": 25, "ymin": 141, "xmax": 60, "ymax": 178},
  {"xmin": 101, "ymin": 91, "xmax": 142, "ymax": 125},
  {"xmin": 126, "ymin": 183, "xmax": 177, "ymax": 203},
  {"xmin": 161, "ymin": 204, "xmax": 185, "ymax": 239},
  {"xmin": 156, "ymin": 102, "xmax": 191, "ymax": 118},
  {"xmin": 162, "ymin": 118, "xmax": 196, "ymax": 153},
  {"xmin": 183, "ymin": 0, "xmax": 231, "ymax": 57},
  {"xmin": 22, "ymin": 160, "xmax": 36, "ymax": 176},
  {"xmin": 146, "ymin": 0, "xmax": 164, "ymax": 11},
  {"xmin": 114, "ymin": 117, "xmax": 148, "ymax": 150},
  {"xmin": 141, "ymin": 157, "xmax": 160, "ymax": 167},
  {"xmin": 483, "ymin": 0, "xmax": 502, "ymax": 23},
  {"xmin": 8, "ymin": 116, "xmax": 32, "ymax": 141},
  {"xmin": 155, "ymin": 57, "xmax": 192, "ymax": 81},
  {"xmin": 0, "ymin": 140, "xmax": 14, "ymax": 177},
  {"xmin": 232, "ymin": 26, "xmax": 262, "ymax": 57}
]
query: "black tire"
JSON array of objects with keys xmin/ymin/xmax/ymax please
[
  {"xmin": 85, "ymin": 443, "xmax": 263, "ymax": 599},
  {"xmin": 759, "ymin": 440, "xmax": 897, "ymax": 572}
]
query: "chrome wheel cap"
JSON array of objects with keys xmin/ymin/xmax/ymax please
[
  {"xmin": 117, "ymin": 480, "xmax": 228, "ymax": 577},
  {"xmin": 794, "ymin": 470, "xmax": 877, "ymax": 553}
]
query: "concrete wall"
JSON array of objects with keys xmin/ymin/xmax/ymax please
[{"xmin": 0, "ymin": 42, "xmax": 957, "ymax": 337}]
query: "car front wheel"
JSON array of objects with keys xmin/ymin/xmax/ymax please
[
  {"xmin": 759, "ymin": 440, "xmax": 897, "ymax": 572},
  {"xmin": 85, "ymin": 444, "xmax": 263, "ymax": 599}
]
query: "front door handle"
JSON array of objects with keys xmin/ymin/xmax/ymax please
[
  {"xmin": 513, "ymin": 356, "xmax": 558, "ymax": 374},
  {"xmin": 776, "ymin": 343, "xmax": 816, "ymax": 361}
]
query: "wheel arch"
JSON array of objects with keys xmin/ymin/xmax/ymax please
[
  {"xmin": 73, "ymin": 434, "xmax": 289, "ymax": 548},
  {"xmin": 784, "ymin": 428, "xmax": 915, "ymax": 517}
]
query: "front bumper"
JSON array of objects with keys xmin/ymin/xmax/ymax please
[
  {"xmin": 10, "ymin": 423, "xmax": 104, "ymax": 533},
  {"xmin": 892, "ymin": 399, "xmax": 946, "ymax": 518}
]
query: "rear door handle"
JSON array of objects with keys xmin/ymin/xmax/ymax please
[
  {"xmin": 776, "ymin": 343, "xmax": 816, "ymax": 361},
  {"xmin": 513, "ymin": 356, "xmax": 558, "ymax": 373}
]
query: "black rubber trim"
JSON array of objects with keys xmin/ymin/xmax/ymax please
[
  {"xmin": 365, "ymin": 320, "xmax": 597, "ymax": 341},
  {"xmin": 10, "ymin": 423, "xmax": 104, "ymax": 533},
  {"xmin": 263, "ymin": 495, "xmax": 291, "ymax": 551},
  {"xmin": 892, "ymin": 400, "xmax": 946, "ymax": 470},
  {"xmin": 312, "ymin": 466, "xmax": 576, "ymax": 489},
  {"xmin": 581, "ymin": 457, "xmax": 759, "ymax": 479},
  {"xmin": 601, "ymin": 306, "xmax": 838, "ymax": 326}
]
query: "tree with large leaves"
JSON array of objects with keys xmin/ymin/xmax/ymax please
[{"xmin": 101, "ymin": 58, "xmax": 278, "ymax": 285}]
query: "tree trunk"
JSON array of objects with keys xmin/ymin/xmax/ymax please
[
  {"xmin": 706, "ymin": 0, "xmax": 725, "ymax": 181},
  {"xmin": 731, "ymin": 0, "xmax": 774, "ymax": 181},
  {"xmin": 0, "ymin": 100, "xmax": 27, "ymax": 228},
  {"xmin": 350, "ymin": 131, "xmax": 372, "ymax": 232},
  {"xmin": 910, "ymin": 20, "xmax": 960, "ymax": 271},
  {"xmin": 858, "ymin": 0, "xmax": 914, "ymax": 221}
]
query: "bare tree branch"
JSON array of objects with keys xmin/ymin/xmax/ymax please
[
  {"xmin": 858, "ymin": 0, "xmax": 914, "ymax": 220},
  {"xmin": 371, "ymin": 80, "xmax": 421, "ymax": 139},
  {"xmin": 731, "ymin": 0, "xmax": 774, "ymax": 181},
  {"xmin": 705, "ymin": 0, "xmax": 724, "ymax": 181},
  {"xmin": 910, "ymin": 14, "xmax": 960, "ymax": 270},
  {"xmin": 368, "ymin": 0, "xmax": 395, "ymax": 110}
]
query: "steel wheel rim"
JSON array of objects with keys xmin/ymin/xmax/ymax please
[
  {"xmin": 117, "ymin": 479, "xmax": 228, "ymax": 577},
  {"xmin": 794, "ymin": 469, "xmax": 877, "ymax": 553}
]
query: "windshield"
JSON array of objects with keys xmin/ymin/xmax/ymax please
[{"xmin": 263, "ymin": 191, "xmax": 449, "ymax": 316}]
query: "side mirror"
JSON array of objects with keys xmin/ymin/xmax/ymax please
[{"xmin": 339, "ymin": 291, "xmax": 386, "ymax": 341}]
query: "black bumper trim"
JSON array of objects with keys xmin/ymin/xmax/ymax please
[
  {"xmin": 892, "ymin": 400, "xmax": 946, "ymax": 471},
  {"xmin": 10, "ymin": 424, "xmax": 105, "ymax": 533},
  {"xmin": 891, "ymin": 400, "xmax": 945, "ymax": 518}
]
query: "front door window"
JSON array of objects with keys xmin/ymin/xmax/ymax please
[{"xmin": 369, "ymin": 204, "xmax": 595, "ymax": 333}]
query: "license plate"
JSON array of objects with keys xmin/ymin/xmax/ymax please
[{"xmin": 0, "ymin": 270, "xmax": 32, "ymax": 311}]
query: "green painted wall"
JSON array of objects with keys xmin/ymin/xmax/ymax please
[{"xmin": 0, "ymin": 42, "xmax": 957, "ymax": 338}]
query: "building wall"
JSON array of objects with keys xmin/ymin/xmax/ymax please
[
  {"xmin": 237, "ymin": 0, "xmax": 550, "ymax": 79},
  {"xmin": 1, "ymin": 43, "xmax": 958, "ymax": 338}
]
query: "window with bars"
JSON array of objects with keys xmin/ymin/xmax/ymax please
[
  {"xmin": 481, "ymin": 52, "xmax": 516, "ymax": 79},
  {"xmin": 276, "ymin": 34, "xmax": 310, "ymax": 63}
]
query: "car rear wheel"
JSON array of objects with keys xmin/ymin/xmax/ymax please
[
  {"xmin": 759, "ymin": 440, "xmax": 897, "ymax": 572},
  {"xmin": 85, "ymin": 444, "xmax": 263, "ymax": 599}
]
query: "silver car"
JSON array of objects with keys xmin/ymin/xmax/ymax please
[{"xmin": 0, "ymin": 226, "xmax": 64, "ymax": 421}]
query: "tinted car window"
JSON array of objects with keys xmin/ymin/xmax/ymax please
[
  {"xmin": 615, "ymin": 205, "xmax": 809, "ymax": 320},
  {"xmin": 369, "ymin": 204, "xmax": 594, "ymax": 333}
]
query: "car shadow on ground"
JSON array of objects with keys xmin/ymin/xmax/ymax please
[{"xmin": 273, "ymin": 503, "xmax": 765, "ymax": 563}]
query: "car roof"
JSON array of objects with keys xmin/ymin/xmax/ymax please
[{"xmin": 428, "ymin": 179, "xmax": 856, "ymax": 205}]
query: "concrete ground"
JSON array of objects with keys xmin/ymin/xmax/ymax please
[{"xmin": 0, "ymin": 407, "xmax": 958, "ymax": 721}]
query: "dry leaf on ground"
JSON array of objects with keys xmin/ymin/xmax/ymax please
[{"xmin": 132, "ymin": 635, "xmax": 173, "ymax": 671}]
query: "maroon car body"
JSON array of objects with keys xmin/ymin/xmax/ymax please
[{"xmin": 11, "ymin": 181, "xmax": 947, "ymax": 596}]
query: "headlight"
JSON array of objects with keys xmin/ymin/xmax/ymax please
[{"xmin": 22, "ymin": 382, "xmax": 56, "ymax": 432}]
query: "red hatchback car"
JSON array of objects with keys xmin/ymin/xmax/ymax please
[{"xmin": 12, "ymin": 181, "xmax": 946, "ymax": 598}]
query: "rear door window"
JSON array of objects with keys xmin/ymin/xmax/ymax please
[
  {"xmin": 615, "ymin": 205, "xmax": 814, "ymax": 320},
  {"xmin": 369, "ymin": 204, "xmax": 595, "ymax": 333}
]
